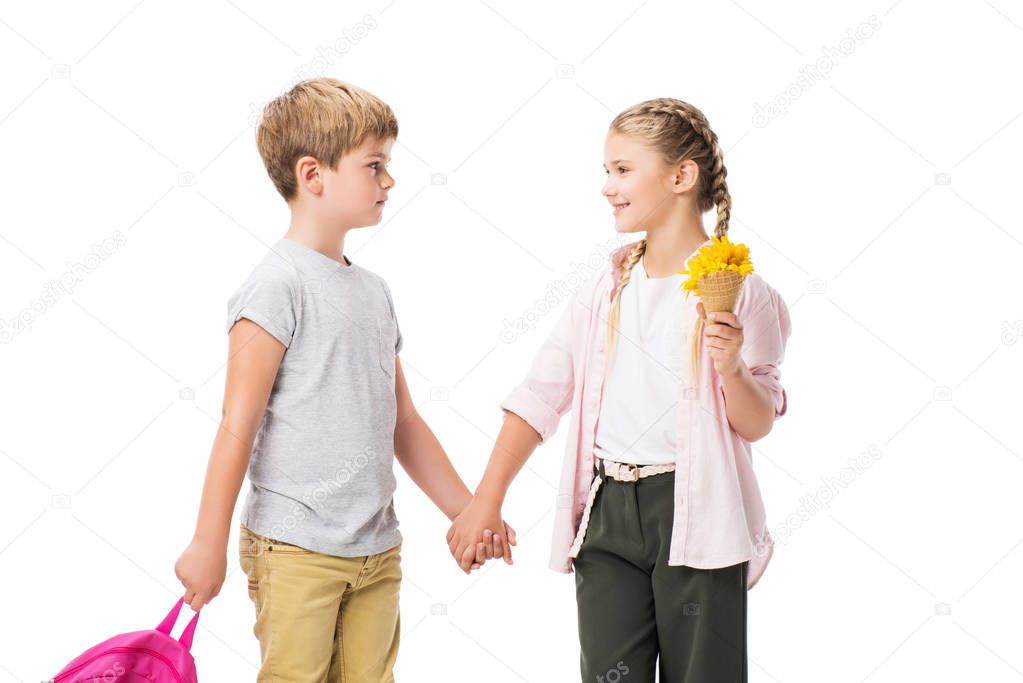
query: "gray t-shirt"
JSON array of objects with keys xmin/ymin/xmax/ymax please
[{"xmin": 226, "ymin": 236, "xmax": 403, "ymax": 557}]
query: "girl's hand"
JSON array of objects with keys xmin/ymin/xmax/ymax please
[
  {"xmin": 175, "ymin": 537, "xmax": 227, "ymax": 612},
  {"xmin": 446, "ymin": 497, "xmax": 518, "ymax": 573},
  {"xmin": 697, "ymin": 302, "xmax": 744, "ymax": 376}
]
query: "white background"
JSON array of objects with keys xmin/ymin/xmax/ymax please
[{"xmin": 2, "ymin": 0, "xmax": 1021, "ymax": 680}]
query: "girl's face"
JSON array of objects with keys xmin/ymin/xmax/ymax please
[
  {"xmin": 602, "ymin": 132, "xmax": 683, "ymax": 234},
  {"xmin": 321, "ymin": 135, "xmax": 395, "ymax": 228}
]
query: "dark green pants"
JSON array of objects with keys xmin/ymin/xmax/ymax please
[{"xmin": 571, "ymin": 461, "xmax": 748, "ymax": 682}]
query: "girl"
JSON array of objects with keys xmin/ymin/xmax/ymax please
[{"xmin": 447, "ymin": 98, "xmax": 791, "ymax": 681}]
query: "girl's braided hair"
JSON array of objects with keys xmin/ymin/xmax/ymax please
[{"xmin": 605, "ymin": 99, "xmax": 733, "ymax": 373}]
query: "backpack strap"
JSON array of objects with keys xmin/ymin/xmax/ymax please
[
  {"xmin": 178, "ymin": 609, "xmax": 201, "ymax": 651},
  {"xmin": 156, "ymin": 597, "xmax": 202, "ymax": 651},
  {"xmin": 155, "ymin": 597, "xmax": 185, "ymax": 635}
]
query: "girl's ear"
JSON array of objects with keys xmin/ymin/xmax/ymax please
[{"xmin": 672, "ymin": 159, "xmax": 699, "ymax": 195}]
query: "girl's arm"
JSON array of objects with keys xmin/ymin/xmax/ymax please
[
  {"xmin": 446, "ymin": 287, "xmax": 582, "ymax": 572},
  {"xmin": 700, "ymin": 286, "xmax": 791, "ymax": 441},
  {"xmin": 175, "ymin": 319, "xmax": 286, "ymax": 611},
  {"xmin": 445, "ymin": 410, "xmax": 541, "ymax": 571},
  {"xmin": 471, "ymin": 411, "xmax": 542, "ymax": 509},
  {"xmin": 446, "ymin": 270, "xmax": 598, "ymax": 572},
  {"xmin": 718, "ymin": 360, "xmax": 775, "ymax": 441},
  {"xmin": 392, "ymin": 358, "xmax": 515, "ymax": 572}
]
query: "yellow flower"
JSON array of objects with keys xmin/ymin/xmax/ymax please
[{"xmin": 677, "ymin": 234, "xmax": 754, "ymax": 298}]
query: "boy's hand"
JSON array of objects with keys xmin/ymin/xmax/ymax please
[
  {"xmin": 696, "ymin": 302, "xmax": 744, "ymax": 376},
  {"xmin": 175, "ymin": 537, "xmax": 227, "ymax": 612},
  {"xmin": 446, "ymin": 497, "xmax": 518, "ymax": 573}
]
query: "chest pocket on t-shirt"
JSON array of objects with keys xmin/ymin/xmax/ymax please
[{"xmin": 378, "ymin": 318, "xmax": 397, "ymax": 378}]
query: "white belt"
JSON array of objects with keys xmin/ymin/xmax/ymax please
[
  {"xmin": 567, "ymin": 457, "xmax": 676, "ymax": 559},
  {"xmin": 601, "ymin": 459, "xmax": 676, "ymax": 482}
]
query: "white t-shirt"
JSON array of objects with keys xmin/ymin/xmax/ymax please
[{"xmin": 593, "ymin": 254, "xmax": 693, "ymax": 465}]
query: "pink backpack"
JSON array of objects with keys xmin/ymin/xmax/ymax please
[{"xmin": 52, "ymin": 597, "xmax": 201, "ymax": 682}]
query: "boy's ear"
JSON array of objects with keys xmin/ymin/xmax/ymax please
[{"xmin": 294, "ymin": 155, "xmax": 323, "ymax": 196}]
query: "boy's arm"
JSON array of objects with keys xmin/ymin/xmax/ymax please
[
  {"xmin": 175, "ymin": 319, "xmax": 285, "ymax": 610},
  {"xmin": 391, "ymin": 358, "xmax": 514, "ymax": 571},
  {"xmin": 392, "ymin": 358, "xmax": 473, "ymax": 520}
]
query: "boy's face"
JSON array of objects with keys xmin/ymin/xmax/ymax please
[{"xmin": 320, "ymin": 136, "xmax": 395, "ymax": 228}]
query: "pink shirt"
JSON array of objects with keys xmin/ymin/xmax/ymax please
[{"xmin": 500, "ymin": 241, "xmax": 792, "ymax": 590}]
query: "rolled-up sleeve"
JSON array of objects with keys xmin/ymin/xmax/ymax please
[
  {"xmin": 739, "ymin": 283, "xmax": 791, "ymax": 418},
  {"xmin": 226, "ymin": 263, "xmax": 300, "ymax": 348},
  {"xmin": 500, "ymin": 296, "xmax": 578, "ymax": 443}
]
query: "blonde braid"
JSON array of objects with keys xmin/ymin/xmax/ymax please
[
  {"xmin": 679, "ymin": 109, "xmax": 730, "ymax": 239},
  {"xmin": 605, "ymin": 98, "xmax": 736, "ymax": 395},
  {"xmin": 604, "ymin": 238, "xmax": 646, "ymax": 377},
  {"xmin": 667, "ymin": 104, "xmax": 729, "ymax": 239},
  {"xmin": 651, "ymin": 104, "xmax": 731, "ymax": 396}
]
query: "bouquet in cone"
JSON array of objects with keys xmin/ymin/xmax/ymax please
[{"xmin": 677, "ymin": 235, "xmax": 754, "ymax": 397}]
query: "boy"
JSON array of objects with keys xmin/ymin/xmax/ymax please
[{"xmin": 174, "ymin": 78, "xmax": 514, "ymax": 682}]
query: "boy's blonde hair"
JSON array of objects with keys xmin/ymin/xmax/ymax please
[
  {"xmin": 256, "ymin": 78, "xmax": 399, "ymax": 202},
  {"xmin": 604, "ymin": 99, "xmax": 733, "ymax": 371}
]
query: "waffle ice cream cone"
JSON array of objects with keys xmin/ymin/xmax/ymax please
[
  {"xmin": 678, "ymin": 235, "xmax": 754, "ymax": 397},
  {"xmin": 698, "ymin": 269, "xmax": 745, "ymax": 316}
]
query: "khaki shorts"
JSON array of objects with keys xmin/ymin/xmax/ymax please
[{"xmin": 238, "ymin": 524, "xmax": 402, "ymax": 682}]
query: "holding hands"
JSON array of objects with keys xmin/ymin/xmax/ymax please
[
  {"xmin": 446, "ymin": 494, "xmax": 517, "ymax": 573},
  {"xmin": 443, "ymin": 411, "xmax": 542, "ymax": 574}
]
